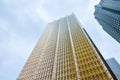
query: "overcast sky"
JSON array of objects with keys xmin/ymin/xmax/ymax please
[{"xmin": 0, "ymin": 0, "xmax": 120, "ymax": 80}]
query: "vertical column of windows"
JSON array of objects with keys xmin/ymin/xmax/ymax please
[
  {"xmin": 51, "ymin": 20, "xmax": 61, "ymax": 80},
  {"xmin": 17, "ymin": 24, "xmax": 53, "ymax": 80},
  {"xmin": 68, "ymin": 14, "xmax": 111, "ymax": 80},
  {"xmin": 34, "ymin": 21, "xmax": 59, "ymax": 80},
  {"xmin": 67, "ymin": 17, "xmax": 80, "ymax": 80},
  {"xmin": 56, "ymin": 18, "xmax": 77, "ymax": 80}
]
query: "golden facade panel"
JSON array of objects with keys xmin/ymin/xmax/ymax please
[{"xmin": 17, "ymin": 14, "xmax": 116, "ymax": 80}]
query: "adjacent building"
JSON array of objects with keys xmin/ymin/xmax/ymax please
[
  {"xmin": 17, "ymin": 14, "xmax": 116, "ymax": 80},
  {"xmin": 94, "ymin": 0, "xmax": 120, "ymax": 43},
  {"xmin": 107, "ymin": 58, "xmax": 120, "ymax": 80}
]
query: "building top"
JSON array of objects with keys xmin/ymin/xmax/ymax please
[{"xmin": 98, "ymin": 0, "xmax": 120, "ymax": 8}]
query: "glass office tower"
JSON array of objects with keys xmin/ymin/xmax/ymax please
[
  {"xmin": 94, "ymin": 0, "xmax": 120, "ymax": 43},
  {"xmin": 107, "ymin": 58, "xmax": 120, "ymax": 80},
  {"xmin": 17, "ymin": 14, "xmax": 116, "ymax": 80}
]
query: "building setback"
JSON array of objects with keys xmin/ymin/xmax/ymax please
[
  {"xmin": 107, "ymin": 58, "xmax": 120, "ymax": 80},
  {"xmin": 94, "ymin": 0, "xmax": 120, "ymax": 43},
  {"xmin": 17, "ymin": 14, "xmax": 116, "ymax": 80}
]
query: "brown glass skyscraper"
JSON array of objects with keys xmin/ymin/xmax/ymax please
[{"xmin": 17, "ymin": 14, "xmax": 116, "ymax": 80}]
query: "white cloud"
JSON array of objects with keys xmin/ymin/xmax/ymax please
[
  {"xmin": 0, "ymin": 17, "xmax": 37, "ymax": 80},
  {"xmin": 0, "ymin": 18, "xmax": 8, "ymax": 30}
]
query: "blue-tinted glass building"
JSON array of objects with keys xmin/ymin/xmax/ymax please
[
  {"xmin": 106, "ymin": 58, "xmax": 120, "ymax": 80},
  {"xmin": 94, "ymin": 0, "xmax": 120, "ymax": 43}
]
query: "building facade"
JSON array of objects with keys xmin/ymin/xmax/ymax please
[
  {"xmin": 94, "ymin": 0, "xmax": 120, "ymax": 43},
  {"xmin": 17, "ymin": 14, "xmax": 116, "ymax": 80},
  {"xmin": 107, "ymin": 58, "xmax": 120, "ymax": 80}
]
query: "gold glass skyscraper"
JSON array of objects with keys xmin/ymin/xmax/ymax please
[{"xmin": 17, "ymin": 14, "xmax": 116, "ymax": 80}]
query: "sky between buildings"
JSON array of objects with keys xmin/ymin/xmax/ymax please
[{"xmin": 0, "ymin": 0, "xmax": 120, "ymax": 80}]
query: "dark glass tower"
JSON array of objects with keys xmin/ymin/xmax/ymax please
[
  {"xmin": 94, "ymin": 0, "xmax": 120, "ymax": 43},
  {"xmin": 107, "ymin": 58, "xmax": 120, "ymax": 80}
]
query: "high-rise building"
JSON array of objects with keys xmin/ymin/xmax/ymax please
[
  {"xmin": 106, "ymin": 58, "xmax": 120, "ymax": 80},
  {"xmin": 94, "ymin": 0, "xmax": 120, "ymax": 43},
  {"xmin": 17, "ymin": 14, "xmax": 116, "ymax": 80}
]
